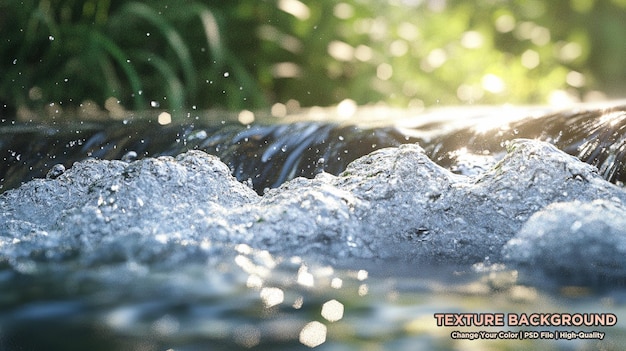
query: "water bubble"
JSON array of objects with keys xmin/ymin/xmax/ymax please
[
  {"xmin": 48, "ymin": 35, "xmax": 54, "ymax": 41},
  {"xmin": 122, "ymin": 151, "xmax": 138, "ymax": 162},
  {"xmin": 223, "ymin": 72, "xmax": 230, "ymax": 78},
  {"xmin": 150, "ymin": 101, "xmax": 159, "ymax": 108},
  {"xmin": 46, "ymin": 164, "xmax": 65, "ymax": 179}
]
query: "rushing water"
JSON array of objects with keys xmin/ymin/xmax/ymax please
[{"xmin": 1, "ymin": 103, "xmax": 626, "ymax": 350}]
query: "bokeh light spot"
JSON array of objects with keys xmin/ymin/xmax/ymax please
[
  {"xmin": 321, "ymin": 299, "xmax": 344, "ymax": 322},
  {"xmin": 377, "ymin": 63, "xmax": 393, "ymax": 81},
  {"xmin": 157, "ymin": 112, "xmax": 172, "ymax": 125},
  {"xmin": 521, "ymin": 49, "xmax": 540, "ymax": 69},
  {"xmin": 299, "ymin": 321, "xmax": 327, "ymax": 348},
  {"xmin": 482, "ymin": 74, "xmax": 506, "ymax": 94},
  {"xmin": 495, "ymin": 14, "xmax": 516, "ymax": 33},
  {"xmin": 260, "ymin": 287, "xmax": 284, "ymax": 308},
  {"xmin": 461, "ymin": 31, "xmax": 484, "ymax": 49},
  {"xmin": 328, "ymin": 41, "xmax": 354, "ymax": 61},
  {"xmin": 278, "ymin": 0, "xmax": 310, "ymax": 20}
]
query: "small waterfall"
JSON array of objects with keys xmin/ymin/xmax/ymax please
[
  {"xmin": 1, "ymin": 104, "xmax": 625, "ymax": 194},
  {"xmin": 0, "ymin": 120, "xmax": 415, "ymax": 194}
]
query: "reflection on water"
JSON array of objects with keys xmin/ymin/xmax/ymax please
[{"xmin": 2, "ymin": 242, "xmax": 625, "ymax": 350}]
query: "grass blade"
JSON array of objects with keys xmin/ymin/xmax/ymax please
[
  {"xmin": 133, "ymin": 51, "xmax": 185, "ymax": 114},
  {"xmin": 90, "ymin": 30, "xmax": 145, "ymax": 109},
  {"xmin": 116, "ymin": 2, "xmax": 197, "ymax": 96}
]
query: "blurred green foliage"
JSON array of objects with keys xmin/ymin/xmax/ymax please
[{"xmin": 1, "ymin": 0, "xmax": 626, "ymax": 119}]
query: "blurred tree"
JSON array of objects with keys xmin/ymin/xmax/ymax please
[{"xmin": 1, "ymin": 0, "xmax": 625, "ymax": 120}]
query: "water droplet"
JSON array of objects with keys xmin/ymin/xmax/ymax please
[
  {"xmin": 150, "ymin": 101, "xmax": 159, "ymax": 108},
  {"xmin": 223, "ymin": 72, "xmax": 230, "ymax": 78},
  {"xmin": 188, "ymin": 130, "xmax": 207, "ymax": 141},
  {"xmin": 314, "ymin": 158, "xmax": 325, "ymax": 175},
  {"xmin": 46, "ymin": 164, "xmax": 65, "ymax": 179},
  {"xmin": 48, "ymin": 35, "xmax": 54, "ymax": 41}
]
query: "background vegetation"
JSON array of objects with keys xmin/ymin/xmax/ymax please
[{"xmin": 2, "ymin": 0, "xmax": 626, "ymax": 120}]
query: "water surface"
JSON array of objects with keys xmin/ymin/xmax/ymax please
[{"xmin": 1, "ymin": 104, "xmax": 626, "ymax": 350}]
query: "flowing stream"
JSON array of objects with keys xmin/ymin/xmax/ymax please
[{"xmin": 1, "ymin": 103, "xmax": 626, "ymax": 350}]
